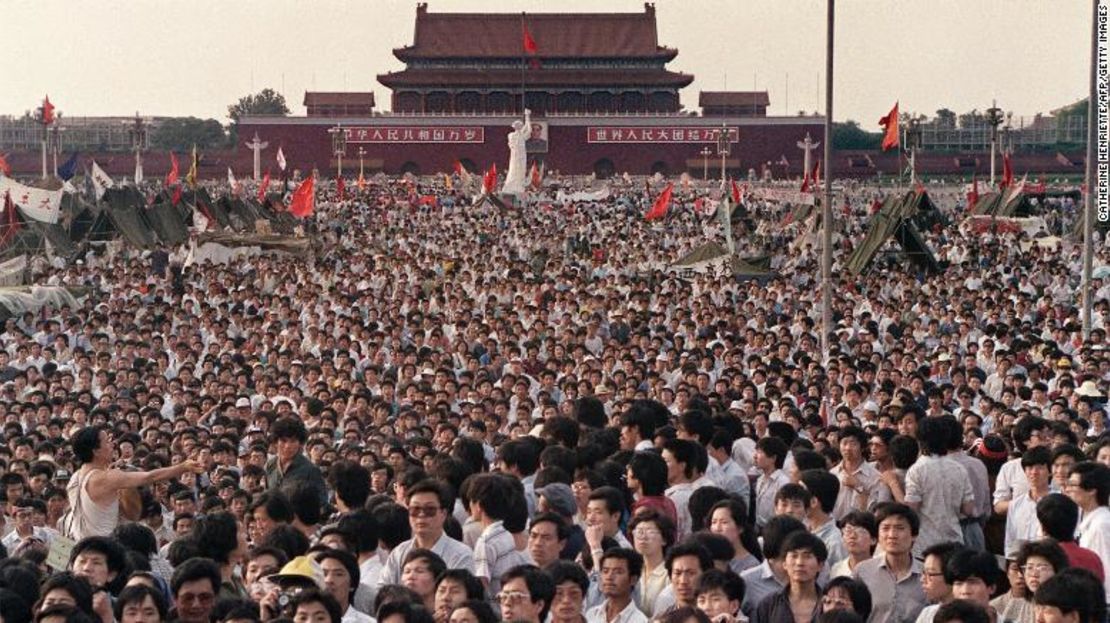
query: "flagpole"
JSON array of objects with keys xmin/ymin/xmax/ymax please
[
  {"xmin": 820, "ymin": 0, "xmax": 834, "ymax": 364},
  {"xmin": 520, "ymin": 12, "xmax": 526, "ymax": 115},
  {"xmin": 1082, "ymin": 0, "xmax": 1097, "ymax": 339}
]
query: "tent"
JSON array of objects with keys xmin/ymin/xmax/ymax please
[
  {"xmin": 145, "ymin": 201, "xmax": 190, "ymax": 246},
  {"xmin": 670, "ymin": 242, "xmax": 777, "ymax": 281},
  {"xmin": 844, "ymin": 190, "xmax": 942, "ymax": 275},
  {"xmin": 99, "ymin": 187, "xmax": 159, "ymax": 248}
]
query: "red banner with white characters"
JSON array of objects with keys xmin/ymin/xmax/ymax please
[
  {"xmin": 342, "ymin": 126, "xmax": 485, "ymax": 143},
  {"xmin": 587, "ymin": 127, "xmax": 738, "ymax": 143}
]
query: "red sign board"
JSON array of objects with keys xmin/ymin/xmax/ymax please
[
  {"xmin": 342, "ymin": 126, "xmax": 485, "ymax": 143},
  {"xmin": 587, "ymin": 127, "xmax": 739, "ymax": 143}
]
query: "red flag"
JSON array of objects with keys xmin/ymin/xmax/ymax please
[
  {"xmin": 336, "ymin": 176, "xmax": 346, "ymax": 201},
  {"xmin": 522, "ymin": 25, "xmax": 538, "ymax": 54},
  {"xmin": 810, "ymin": 160, "xmax": 821, "ymax": 191},
  {"xmin": 870, "ymin": 198, "xmax": 883, "ymax": 214},
  {"xmin": 258, "ymin": 172, "xmax": 271, "ymax": 203},
  {"xmin": 288, "ymin": 175, "xmax": 316, "ymax": 218},
  {"xmin": 645, "ymin": 183, "xmax": 674, "ymax": 221},
  {"xmin": 171, "ymin": 186, "xmax": 183, "ymax": 206},
  {"xmin": 914, "ymin": 179, "xmax": 925, "ymax": 195},
  {"xmin": 967, "ymin": 176, "xmax": 979, "ymax": 210},
  {"xmin": 800, "ymin": 168, "xmax": 811, "ymax": 193},
  {"xmin": 879, "ymin": 102, "xmax": 899, "ymax": 151},
  {"xmin": 1000, "ymin": 153, "xmax": 1013, "ymax": 189},
  {"xmin": 41, "ymin": 96, "xmax": 55, "ymax": 126},
  {"xmin": 522, "ymin": 23, "xmax": 540, "ymax": 68},
  {"xmin": 530, "ymin": 162, "xmax": 542, "ymax": 189},
  {"xmin": 730, "ymin": 179, "xmax": 742, "ymax": 204},
  {"xmin": 0, "ymin": 154, "xmax": 9, "ymax": 177},
  {"xmin": 482, "ymin": 163, "xmax": 497, "ymax": 194},
  {"xmin": 419, "ymin": 194, "xmax": 438, "ymax": 206},
  {"xmin": 166, "ymin": 153, "xmax": 180, "ymax": 187}
]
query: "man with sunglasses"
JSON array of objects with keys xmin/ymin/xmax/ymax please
[{"xmin": 377, "ymin": 478, "xmax": 473, "ymax": 588}]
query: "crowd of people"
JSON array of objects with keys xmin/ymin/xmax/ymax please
[{"xmin": 0, "ymin": 172, "xmax": 1106, "ymax": 623}]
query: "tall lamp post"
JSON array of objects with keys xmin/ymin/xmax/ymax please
[
  {"xmin": 904, "ymin": 117, "xmax": 922, "ymax": 185},
  {"xmin": 126, "ymin": 113, "xmax": 148, "ymax": 185},
  {"xmin": 985, "ymin": 102, "xmax": 1005, "ymax": 187},
  {"xmin": 715, "ymin": 123, "xmax": 731, "ymax": 185},
  {"xmin": 699, "ymin": 146, "xmax": 712, "ymax": 180},
  {"xmin": 50, "ymin": 120, "xmax": 65, "ymax": 178},
  {"xmin": 329, "ymin": 126, "xmax": 347, "ymax": 178},
  {"xmin": 358, "ymin": 147, "xmax": 366, "ymax": 178}
]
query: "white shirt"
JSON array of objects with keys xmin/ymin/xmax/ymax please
[
  {"xmin": 586, "ymin": 599, "xmax": 649, "ymax": 623},
  {"xmin": 342, "ymin": 606, "xmax": 375, "ymax": 623},
  {"xmin": 1078, "ymin": 505, "xmax": 1110, "ymax": 605}
]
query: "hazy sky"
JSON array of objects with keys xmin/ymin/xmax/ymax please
[{"xmin": 1, "ymin": 0, "xmax": 1090, "ymax": 126}]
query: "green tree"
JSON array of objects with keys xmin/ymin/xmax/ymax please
[
  {"xmin": 151, "ymin": 117, "xmax": 227, "ymax": 151},
  {"xmin": 832, "ymin": 120, "xmax": 881, "ymax": 150},
  {"xmin": 227, "ymin": 88, "xmax": 290, "ymax": 123},
  {"xmin": 934, "ymin": 108, "xmax": 956, "ymax": 128}
]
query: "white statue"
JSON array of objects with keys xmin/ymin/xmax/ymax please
[{"xmin": 502, "ymin": 109, "xmax": 531, "ymax": 196}]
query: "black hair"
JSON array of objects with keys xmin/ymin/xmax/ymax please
[
  {"xmin": 370, "ymin": 503, "xmax": 411, "ymax": 549},
  {"xmin": 780, "ymin": 531, "xmax": 828, "ymax": 564},
  {"xmin": 170, "ymin": 557, "xmax": 221, "ymax": 598},
  {"xmin": 71, "ymin": 426, "xmax": 107, "ymax": 464},
  {"xmin": 707, "ymin": 497, "xmax": 763, "ymax": 561},
  {"xmin": 335, "ymin": 509, "xmax": 379, "ymax": 556},
  {"xmin": 111, "ymin": 522, "xmax": 158, "ymax": 557},
  {"xmin": 498, "ymin": 438, "xmax": 540, "ymax": 476},
  {"xmin": 627, "ymin": 451, "xmax": 669, "ymax": 496},
  {"xmin": 663, "ymin": 439, "xmax": 702, "ymax": 479},
  {"xmin": 450, "ymin": 599, "xmax": 499, "ymax": 623},
  {"xmin": 282, "ymin": 480, "xmax": 325, "ymax": 526},
  {"xmin": 690, "ymin": 532, "xmax": 735, "ymax": 564},
  {"xmin": 270, "ymin": 417, "xmax": 308, "ymax": 444},
  {"xmin": 1036, "ymin": 493, "xmax": 1080, "ymax": 542},
  {"xmin": 800, "ymin": 469, "xmax": 840, "ymax": 514},
  {"xmin": 260, "ymin": 524, "xmax": 310, "ymax": 560},
  {"xmin": 1016, "ymin": 539, "xmax": 1069, "ymax": 575},
  {"xmin": 587, "ymin": 486, "xmax": 626, "ymax": 516},
  {"xmin": 546, "ymin": 560, "xmax": 589, "ymax": 593},
  {"xmin": 918, "ymin": 416, "xmax": 955, "ymax": 456},
  {"xmin": 665, "ymin": 541, "xmax": 713, "ymax": 575},
  {"xmin": 599, "ymin": 547, "xmax": 644, "ymax": 579},
  {"xmin": 435, "ymin": 569, "xmax": 485, "ymax": 600},
  {"xmin": 761, "ymin": 514, "xmax": 807, "ymax": 560},
  {"xmin": 314, "ymin": 549, "xmax": 361, "ymax": 599},
  {"xmin": 793, "ymin": 449, "xmax": 828, "ymax": 472},
  {"xmin": 694, "ymin": 568, "xmax": 745, "ymax": 602},
  {"xmin": 191, "ymin": 511, "xmax": 240, "ymax": 565},
  {"xmin": 499, "ymin": 565, "xmax": 555, "ymax": 621},
  {"xmin": 824, "ymin": 576, "xmax": 872, "ymax": 619},
  {"xmin": 1033, "ymin": 568, "xmax": 1107, "ymax": 623},
  {"xmin": 250, "ymin": 491, "xmax": 294, "ymax": 524},
  {"xmin": 70, "ymin": 536, "xmax": 128, "ymax": 591},
  {"xmin": 38, "ymin": 572, "xmax": 94, "ymax": 617},
  {"xmin": 755, "ymin": 436, "xmax": 788, "ymax": 469},
  {"xmin": 874, "ymin": 502, "xmax": 920, "ymax": 537},
  {"xmin": 688, "ymin": 486, "xmax": 729, "ymax": 535},
  {"xmin": 774, "ymin": 483, "xmax": 812, "ymax": 508},
  {"xmin": 839, "ymin": 510, "xmax": 877, "ymax": 540},
  {"xmin": 934, "ymin": 599, "xmax": 991, "ymax": 623},
  {"xmin": 943, "ymin": 549, "xmax": 1002, "ymax": 588},
  {"xmin": 1021, "ymin": 446, "xmax": 1052, "ymax": 468},
  {"xmin": 1070, "ymin": 462, "xmax": 1110, "ymax": 506},
  {"xmin": 113, "ymin": 584, "xmax": 167, "ymax": 622},
  {"xmin": 290, "ymin": 587, "xmax": 342, "ymax": 623},
  {"xmin": 465, "ymin": 473, "xmax": 511, "ymax": 520},
  {"xmin": 329, "ymin": 460, "xmax": 372, "ymax": 510},
  {"xmin": 403, "ymin": 548, "xmax": 447, "ymax": 582},
  {"xmin": 890, "ymin": 435, "xmax": 920, "ymax": 470},
  {"xmin": 628, "ymin": 509, "xmax": 677, "ymax": 551},
  {"xmin": 0, "ymin": 588, "xmax": 29, "ymax": 623},
  {"xmin": 377, "ymin": 601, "xmax": 435, "ymax": 623}
]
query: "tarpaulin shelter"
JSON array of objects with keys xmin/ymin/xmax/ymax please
[
  {"xmin": 844, "ymin": 190, "xmax": 942, "ymax": 275},
  {"xmin": 99, "ymin": 187, "xmax": 159, "ymax": 248}
]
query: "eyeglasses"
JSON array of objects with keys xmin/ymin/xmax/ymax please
[
  {"xmin": 633, "ymin": 528, "xmax": 661, "ymax": 538},
  {"xmin": 408, "ymin": 505, "xmax": 441, "ymax": 517},
  {"xmin": 1022, "ymin": 563, "xmax": 1054, "ymax": 574},
  {"xmin": 498, "ymin": 591, "xmax": 531, "ymax": 604}
]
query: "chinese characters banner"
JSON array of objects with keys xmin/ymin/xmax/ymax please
[
  {"xmin": 586, "ymin": 127, "xmax": 739, "ymax": 143},
  {"xmin": 342, "ymin": 127, "xmax": 485, "ymax": 143}
]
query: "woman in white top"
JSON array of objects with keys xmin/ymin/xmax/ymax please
[{"xmin": 629, "ymin": 510, "xmax": 674, "ymax": 617}]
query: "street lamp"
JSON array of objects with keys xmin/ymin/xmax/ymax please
[
  {"xmin": 50, "ymin": 119, "xmax": 65, "ymax": 178},
  {"xmin": 358, "ymin": 147, "xmax": 366, "ymax": 178},
  {"xmin": 126, "ymin": 112, "xmax": 148, "ymax": 185},
  {"xmin": 904, "ymin": 116, "xmax": 923, "ymax": 185},
  {"xmin": 328, "ymin": 126, "xmax": 347, "ymax": 178},
  {"xmin": 699, "ymin": 146, "xmax": 712, "ymax": 180},
  {"xmin": 985, "ymin": 102, "xmax": 1006, "ymax": 186},
  {"xmin": 715, "ymin": 123, "xmax": 731, "ymax": 185}
]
